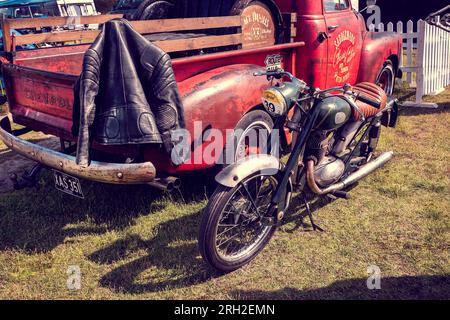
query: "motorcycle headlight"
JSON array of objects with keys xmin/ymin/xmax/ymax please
[{"xmin": 262, "ymin": 88, "xmax": 288, "ymax": 117}]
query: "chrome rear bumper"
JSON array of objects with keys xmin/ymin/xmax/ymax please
[{"xmin": 0, "ymin": 116, "xmax": 156, "ymax": 185}]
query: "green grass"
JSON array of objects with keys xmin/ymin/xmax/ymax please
[{"xmin": 0, "ymin": 88, "xmax": 449, "ymax": 300}]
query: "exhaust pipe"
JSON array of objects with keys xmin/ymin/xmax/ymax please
[
  {"xmin": 148, "ymin": 176, "xmax": 181, "ymax": 192},
  {"xmin": 307, "ymin": 151, "xmax": 394, "ymax": 195}
]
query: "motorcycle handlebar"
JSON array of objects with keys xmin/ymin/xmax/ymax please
[
  {"xmin": 254, "ymin": 70, "xmax": 310, "ymax": 92},
  {"xmin": 254, "ymin": 70, "xmax": 294, "ymax": 80}
]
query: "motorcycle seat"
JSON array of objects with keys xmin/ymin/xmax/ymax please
[{"xmin": 352, "ymin": 82, "xmax": 388, "ymax": 120}]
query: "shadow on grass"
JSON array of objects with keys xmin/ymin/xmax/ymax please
[
  {"xmin": 88, "ymin": 211, "xmax": 219, "ymax": 294},
  {"xmin": 0, "ymin": 182, "xmax": 159, "ymax": 251},
  {"xmin": 230, "ymin": 274, "xmax": 450, "ymax": 300},
  {"xmin": 399, "ymin": 102, "xmax": 450, "ymax": 117},
  {"xmin": 0, "ymin": 166, "xmax": 217, "ymax": 253},
  {"xmin": 0, "ymin": 159, "xmax": 222, "ymax": 292},
  {"xmin": 280, "ymin": 183, "xmax": 360, "ymax": 233},
  {"xmin": 87, "ymin": 189, "xmax": 345, "ymax": 294}
]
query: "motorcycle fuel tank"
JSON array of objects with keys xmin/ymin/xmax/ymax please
[{"xmin": 314, "ymin": 96, "xmax": 352, "ymax": 131}]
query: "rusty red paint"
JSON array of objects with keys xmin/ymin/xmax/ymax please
[{"xmin": 1, "ymin": 0, "xmax": 402, "ymax": 177}]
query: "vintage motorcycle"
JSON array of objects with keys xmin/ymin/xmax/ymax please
[{"xmin": 198, "ymin": 69, "xmax": 399, "ymax": 272}]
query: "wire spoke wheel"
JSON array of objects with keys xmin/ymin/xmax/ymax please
[
  {"xmin": 199, "ymin": 173, "xmax": 279, "ymax": 272},
  {"xmin": 215, "ymin": 175, "xmax": 275, "ymax": 260}
]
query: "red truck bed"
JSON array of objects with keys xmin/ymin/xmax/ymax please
[
  {"xmin": 3, "ymin": 41, "xmax": 302, "ymax": 140},
  {"xmin": 0, "ymin": 13, "xmax": 304, "ymax": 182}
]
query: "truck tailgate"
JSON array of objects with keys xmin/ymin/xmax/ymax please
[{"xmin": 2, "ymin": 63, "xmax": 78, "ymax": 139}]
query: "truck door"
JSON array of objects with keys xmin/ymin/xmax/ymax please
[{"xmin": 323, "ymin": 0, "xmax": 363, "ymax": 87}]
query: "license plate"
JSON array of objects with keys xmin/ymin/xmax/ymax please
[{"xmin": 53, "ymin": 170, "xmax": 84, "ymax": 199}]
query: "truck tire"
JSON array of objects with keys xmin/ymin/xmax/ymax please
[
  {"xmin": 132, "ymin": 0, "xmax": 174, "ymax": 20},
  {"xmin": 376, "ymin": 61, "xmax": 395, "ymax": 95},
  {"xmin": 223, "ymin": 109, "xmax": 274, "ymax": 166},
  {"xmin": 230, "ymin": 0, "xmax": 284, "ymax": 46}
]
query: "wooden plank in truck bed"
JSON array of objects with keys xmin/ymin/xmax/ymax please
[
  {"xmin": 1, "ymin": 14, "xmax": 123, "ymax": 53},
  {"xmin": 4, "ymin": 16, "xmax": 243, "ymax": 53},
  {"xmin": 5, "ymin": 14, "xmax": 124, "ymax": 29}
]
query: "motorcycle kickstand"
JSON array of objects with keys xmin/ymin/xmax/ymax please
[{"xmin": 301, "ymin": 194, "xmax": 324, "ymax": 232}]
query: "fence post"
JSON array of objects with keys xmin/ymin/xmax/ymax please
[
  {"xmin": 365, "ymin": 18, "xmax": 448, "ymax": 108},
  {"xmin": 415, "ymin": 20, "xmax": 425, "ymax": 103},
  {"xmin": 387, "ymin": 22, "xmax": 394, "ymax": 32},
  {"xmin": 397, "ymin": 21, "xmax": 404, "ymax": 68},
  {"xmin": 406, "ymin": 20, "xmax": 414, "ymax": 84}
]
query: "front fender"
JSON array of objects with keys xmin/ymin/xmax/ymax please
[
  {"xmin": 215, "ymin": 155, "xmax": 281, "ymax": 188},
  {"xmin": 356, "ymin": 31, "xmax": 402, "ymax": 83}
]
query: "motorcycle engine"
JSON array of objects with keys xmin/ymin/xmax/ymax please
[
  {"xmin": 306, "ymin": 131, "xmax": 346, "ymax": 188},
  {"xmin": 314, "ymin": 156, "xmax": 346, "ymax": 187}
]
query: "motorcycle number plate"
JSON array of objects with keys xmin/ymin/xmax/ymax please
[
  {"xmin": 53, "ymin": 170, "xmax": 84, "ymax": 199},
  {"xmin": 262, "ymin": 90, "xmax": 285, "ymax": 115}
]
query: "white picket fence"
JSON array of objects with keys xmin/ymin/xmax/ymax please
[{"xmin": 370, "ymin": 20, "xmax": 450, "ymax": 105}]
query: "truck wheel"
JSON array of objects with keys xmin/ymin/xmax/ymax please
[
  {"xmin": 223, "ymin": 110, "xmax": 274, "ymax": 166},
  {"xmin": 376, "ymin": 61, "xmax": 395, "ymax": 95},
  {"xmin": 132, "ymin": 0, "xmax": 174, "ymax": 20},
  {"xmin": 230, "ymin": 0, "xmax": 283, "ymax": 47}
]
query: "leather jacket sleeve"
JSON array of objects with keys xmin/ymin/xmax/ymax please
[
  {"xmin": 143, "ymin": 51, "xmax": 186, "ymax": 157},
  {"xmin": 74, "ymin": 35, "xmax": 104, "ymax": 167}
]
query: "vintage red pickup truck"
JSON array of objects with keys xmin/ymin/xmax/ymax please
[{"xmin": 0, "ymin": 0, "xmax": 402, "ymax": 193}]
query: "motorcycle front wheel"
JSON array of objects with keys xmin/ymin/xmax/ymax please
[{"xmin": 198, "ymin": 173, "xmax": 280, "ymax": 272}]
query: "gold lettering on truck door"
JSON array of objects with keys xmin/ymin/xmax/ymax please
[{"xmin": 333, "ymin": 30, "xmax": 356, "ymax": 83}]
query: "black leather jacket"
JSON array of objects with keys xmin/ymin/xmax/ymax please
[{"xmin": 72, "ymin": 19, "xmax": 185, "ymax": 167}]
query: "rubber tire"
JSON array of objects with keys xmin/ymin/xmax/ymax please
[
  {"xmin": 132, "ymin": 0, "xmax": 174, "ymax": 20},
  {"xmin": 376, "ymin": 61, "xmax": 395, "ymax": 95},
  {"xmin": 223, "ymin": 109, "xmax": 274, "ymax": 167},
  {"xmin": 198, "ymin": 182, "xmax": 277, "ymax": 273},
  {"xmin": 230, "ymin": 0, "xmax": 284, "ymax": 44}
]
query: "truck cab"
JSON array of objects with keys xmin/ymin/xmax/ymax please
[{"xmin": 275, "ymin": 0, "xmax": 401, "ymax": 91}]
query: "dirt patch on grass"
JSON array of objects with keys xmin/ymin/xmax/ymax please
[{"xmin": 0, "ymin": 132, "xmax": 60, "ymax": 193}]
